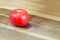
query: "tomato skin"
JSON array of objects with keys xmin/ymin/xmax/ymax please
[{"xmin": 9, "ymin": 8, "xmax": 30, "ymax": 27}]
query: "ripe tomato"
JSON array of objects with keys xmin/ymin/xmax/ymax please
[{"xmin": 9, "ymin": 8, "xmax": 30, "ymax": 27}]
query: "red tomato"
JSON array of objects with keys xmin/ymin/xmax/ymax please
[{"xmin": 9, "ymin": 8, "xmax": 30, "ymax": 27}]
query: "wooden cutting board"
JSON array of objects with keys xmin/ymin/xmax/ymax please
[{"xmin": 0, "ymin": 8, "xmax": 60, "ymax": 40}]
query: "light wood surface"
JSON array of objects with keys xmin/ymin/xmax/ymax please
[
  {"xmin": 0, "ymin": 8, "xmax": 60, "ymax": 40},
  {"xmin": 0, "ymin": 0, "xmax": 60, "ymax": 21}
]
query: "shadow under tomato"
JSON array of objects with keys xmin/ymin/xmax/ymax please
[{"xmin": 15, "ymin": 23, "xmax": 32, "ymax": 29}]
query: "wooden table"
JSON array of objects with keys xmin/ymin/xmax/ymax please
[
  {"xmin": 0, "ymin": 0, "xmax": 60, "ymax": 21},
  {"xmin": 0, "ymin": 8, "xmax": 60, "ymax": 40}
]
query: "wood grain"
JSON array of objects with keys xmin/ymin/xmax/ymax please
[
  {"xmin": 0, "ymin": 0, "xmax": 60, "ymax": 21},
  {"xmin": 0, "ymin": 8, "xmax": 60, "ymax": 40}
]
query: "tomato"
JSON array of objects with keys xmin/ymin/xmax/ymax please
[{"xmin": 9, "ymin": 8, "xmax": 30, "ymax": 27}]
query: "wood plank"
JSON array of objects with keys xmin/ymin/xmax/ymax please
[
  {"xmin": 0, "ymin": 0, "xmax": 60, "ymax": 21},
  {"xmin": 0, "ymin": 8, "xmax": 60, "ymax": 40}
]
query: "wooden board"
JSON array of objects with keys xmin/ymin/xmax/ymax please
[
  {"xmin": 0, "ymin": 0, "xmax": 60, "ymax": 21},
  {"xmin": 0, "ymin": 8, "xmax": 60, "ymax": 40}
]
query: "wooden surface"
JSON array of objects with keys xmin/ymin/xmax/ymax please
[
  {"xmin": 0, "ymin": 0, "xmax": 60, "ymax": 21},
  {"xmin": 0, "ymin": 8, "xmax": 60, "ymax": 40}
]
